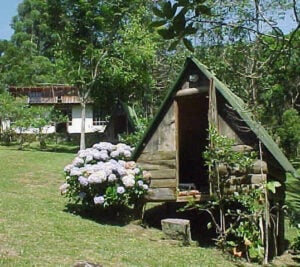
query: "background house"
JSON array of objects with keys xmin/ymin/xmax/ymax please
[{"xmin": 8, "ymin": 85, "xmax": 107, "ymax": 134}]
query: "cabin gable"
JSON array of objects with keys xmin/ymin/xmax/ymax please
[{"xmin": 133, "ymin": 57, "xmax": 297, "ymax": 204}]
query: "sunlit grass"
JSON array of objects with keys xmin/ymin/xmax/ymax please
[{"xmin": 0, "ymin": 146, "xmax": 239, "ymax": 267}]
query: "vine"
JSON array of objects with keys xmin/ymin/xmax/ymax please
[{"xmin": 183, "ymin": 126, "xmax": 281, "ymax": 263}]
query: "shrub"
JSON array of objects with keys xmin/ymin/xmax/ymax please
[
  {"xmin": 61, "ymin": 142, "xmax": 150, "ymax": 214},
  {"xmin": 291, "ymin": 225, "xmax": 300, "ymax": 251}
]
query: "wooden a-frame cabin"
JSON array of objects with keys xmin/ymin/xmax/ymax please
[
  {"xmin": 132, "ymin": 57, "xmax": 297, "ymax": 254},
  {"xmin": 133, "ymin": 57, "xmax": 296, "ymax": 202}
]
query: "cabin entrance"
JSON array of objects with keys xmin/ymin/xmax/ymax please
[{"xmin": 176, "ymin": 92, "xmax": 209, "ymax": 192}]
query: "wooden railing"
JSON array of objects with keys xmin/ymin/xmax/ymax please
[{"xmin": 28, "ymin": 96, "xmax": 82, "ymax": 104}]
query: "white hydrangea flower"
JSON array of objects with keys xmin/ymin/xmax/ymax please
[
  {"xmin": 94, "ymin": 195, "xmax": 105, "ymax": 205},
  {"xmin": 118, "ymin": 160, "xmax": 126, "ymax": 167},
  {"xmin": 125, "ymin": 161, "xmax": 136, "ymax": 169},
  {"xmin": 123, "ymin": 150, "xmax": 131, "ymax": 158},
  {"xmin": 133, "ymin": 168, "xmax": 140, "ymax": 175},
  {"xmin": 116, "ymin": 143, "xmax": 131, "ymax": 151},
  {"xmin": 142, "ymin": 184, "xmax": 149, "ymax": 190},
  {"xmin": 103, "ymin": 162, "xmax": 114, "ymax": 174},
  {"xmin": 126, "ymin": 169, "xmax": 135, "ymax": 176},
  {"xmin": 137, "ymin": 180, "xmax": 144, "ymax": 187},
  {"xmin": 117, "ymin": 186, "xmax": 125, "ymax": 194},
  {"xmin": 109, "ymin": 158, "xmax": 118, "ymax": 164},
  {"xmin": 70, "ymin": 167, "xmax": 82, "ymax": 177},
  {"xmin": 116, "ymin": 166, "xmax": 127, "ymax": 176},
  {"xmin": 78, "ymin": 176, "xmax": 89, "ymax": 186},
  {"xmin": 87, "ymin": 171, "xmax": 107, "ymax": 184},
  {"xmin": 143, "ymin": 170, "xmax": 152, "ymax": 180},
  {"xmin": 77, "ymin": 149, "xmax": 88, "ymax": 158},
  {"xmin": 108, "ymin": 173, "xmax": 117, "ymax": 182},
  {"xmin": 64, "ymin": 164, "xmax": 73, "ymax": 173},
  {"xmin": 93, "ymin": 150, "xmax": 103, "ymax": 160},
  {"xmin": 72, "ymin": 157, "xmax": 85, "ymax": 167},
  {"xmin": 122, "ymin": 174, "xmax": 135, "ymax": 187},
  {"xmin": 99, "ymin": 150, "xmax": 109, "ymax": 161},
  {"xmin": 110, "ymin": 150, "xmax": 120, "ymax": 158},
  {"xmin": 93, "ymin": 142, "xmax": 116, "ymax": 151},
  {"xmin": 59, "ymin": 183, "xmax": 69, "ymax": 195}
]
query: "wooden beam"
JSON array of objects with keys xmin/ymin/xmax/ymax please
[{"xmin": 145, "ymin": 188, "xmax": 177, "ymax": 201}]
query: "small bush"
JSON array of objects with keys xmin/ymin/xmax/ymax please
[
  {"xmin": 61, "ymin": 142, "xmax": 150, "ymax": 215},
  {"xmin": 291, "ymin": 231, "xmax": 300, "ymax": 252}
]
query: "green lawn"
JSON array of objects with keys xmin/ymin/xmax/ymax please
[{"xmin": 0, "ymin": 146, "xmax": 240, "ymax": 267}]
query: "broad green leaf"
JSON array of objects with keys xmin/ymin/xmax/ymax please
[
  {"xmin": 173, "ymin": 8, "xmax": 186, "ymax": 33},
  {"xmin": 163, "ymin": 1, "xmax": 176, "ymax": 19},
  {"xmin": 178, "ymin": 0, "xmax": 189, "ymax": 6},
  {"xmin": 183, "ymin": 37, "xmax": 194, "ymax": 52},
  {"xmin": 152, "ymin": 6, "xmax": 164, "ymax": 18},
  {"xmin": 226, "ymin": 240, "xmax": 237, "ymax": 247},
  {"xmin": 195, "ymin": 5, "xmax": 212, "ymax": 16},
  {"xmin": 184, "ymin": 24, "xmax": 198, "ymax": 35},
  {"xmin": 266, "ymin": 181, "xmax": 281, "ymax": 194},
  {"xmin": 157, "ymin": 28, "xmax": 175, "ymax": 40},
  {"xmin": 168, "ymin": 39, "xmax": 180, "ymax": 51},
  {"xmin": 150, "ymin": 20, "xmax": 167, "ymax": 28}
]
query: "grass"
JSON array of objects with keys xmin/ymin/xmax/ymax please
[{"xmin": 0, "ymin": 146, "xmax": 240, "ymax": 267}]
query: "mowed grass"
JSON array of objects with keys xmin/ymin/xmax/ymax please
[{"xmin": 0, "ymin": 146, "xmax": 238, "ymax": 267}]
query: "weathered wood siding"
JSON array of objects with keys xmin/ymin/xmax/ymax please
[
  {"xmin": 218, "ymin": 115, "xmax": 242, "ymax": 143},
  {"xmin": 137, "ymin": 104, "xmax": 177, "ymax": 201}
]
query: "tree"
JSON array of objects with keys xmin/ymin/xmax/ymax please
[
  {"xmin": 152, "ymin": 0, "xmax": 300, "ymax": 110},
  {"xmin": 0, "ymin": 0, "xmax": 67, "ymax": 87},
  {"xmin": 151, "ymin": 1, "xmax": 300, "ymax": 158},
  {"xmin": 152, "ymin": 0, "xmax": 299, "ymax": 50},
  {"xmin": 0, "ymin": 92, "xmax": 27, "ymax": 142},
  {"xmin": 277, "ymin": 109, "xmax": 300, "ymax": 159},
  {"xmin": 53, "ymin": 0, "xmax": 159, "ymax": 149},
  {"xmin": 0, "ymin": 0, "xmax": 161, "ymax": 150}
]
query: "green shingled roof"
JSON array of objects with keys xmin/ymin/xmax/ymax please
[{"xmin": 133, "ymin": 57, "xmax": 297, "ymax": 177}]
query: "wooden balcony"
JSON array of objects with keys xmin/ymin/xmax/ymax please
[{"xmin": 28, "ymin": 96, "xmax": 82, "ymax": 104}]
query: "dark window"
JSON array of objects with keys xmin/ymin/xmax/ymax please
[{"xmin": 93, "ymin": 108, "xmax": 107, "ymax": 126}]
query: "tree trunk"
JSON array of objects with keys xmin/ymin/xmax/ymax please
[{"xmin": 80, "ymin": 102, "xmax": 86, "ymax": 150}]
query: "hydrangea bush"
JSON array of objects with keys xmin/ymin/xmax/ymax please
[{"xmin": 61, "ymin": 142, "xmax": 150, "ymax": 212}]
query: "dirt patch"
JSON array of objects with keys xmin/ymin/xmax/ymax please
[
  {"xmin": 0, "ymin": 247, "xmax": 19, "ymax": 258},
  {"xmin": 270, "ymin": 251, "xmax": 300, "ymax": 266}
]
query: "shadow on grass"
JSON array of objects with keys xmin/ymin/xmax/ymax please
[
  {"xmin": 142, "ymin": 202, "xmax": 217, "ymax": 248},
  {"xmin": 64, "ymin": 202, "xmax": 217, "ymax": 247},
  {"xmin": 64, "ymin": 203, "xmax": 138, "ymax": 226},
  {"xmin": 0, "ymin": 143, "xmax": 79, "ymax": 154}
]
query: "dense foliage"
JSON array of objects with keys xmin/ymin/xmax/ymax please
[
  {"xmin": 152, "ymin": 0, "xmax": 300, "ymax": 158},
  {"xmin": 184, "ymin": 127, "xmax": 281, "ymax": 263}
]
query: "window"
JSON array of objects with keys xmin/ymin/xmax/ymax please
[
  {"xmin": 93, "ymin": 108, "xmax": 107, "ymax": 126},
  {"xmin": 29, "ymin": 91, "xmax": 42, "ymax": 98}
]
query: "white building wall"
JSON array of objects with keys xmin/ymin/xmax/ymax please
[
  {"xmin": 2, "ymin": 104, "xmax": 105, "ymax": 134},
  {"xmin": 68, "ymin": 104, "xmax": 105, "ymax": 134}
]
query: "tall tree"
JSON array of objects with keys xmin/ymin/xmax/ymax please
[
  {"xmin": 55, "ymin": 0, "xmax": 161, "ymax": 149},
  {"xmin": 152, "ymin": 0, "xmax": 300, "ymax": 153},
  {"xmin": 0, "ymin": 0, "xmax": 67, "ymax": 86}
]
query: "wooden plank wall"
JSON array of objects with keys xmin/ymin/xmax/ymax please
[{"xmin": 137, "ymin": 104, "xmax": 177, "ymax": 201}]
